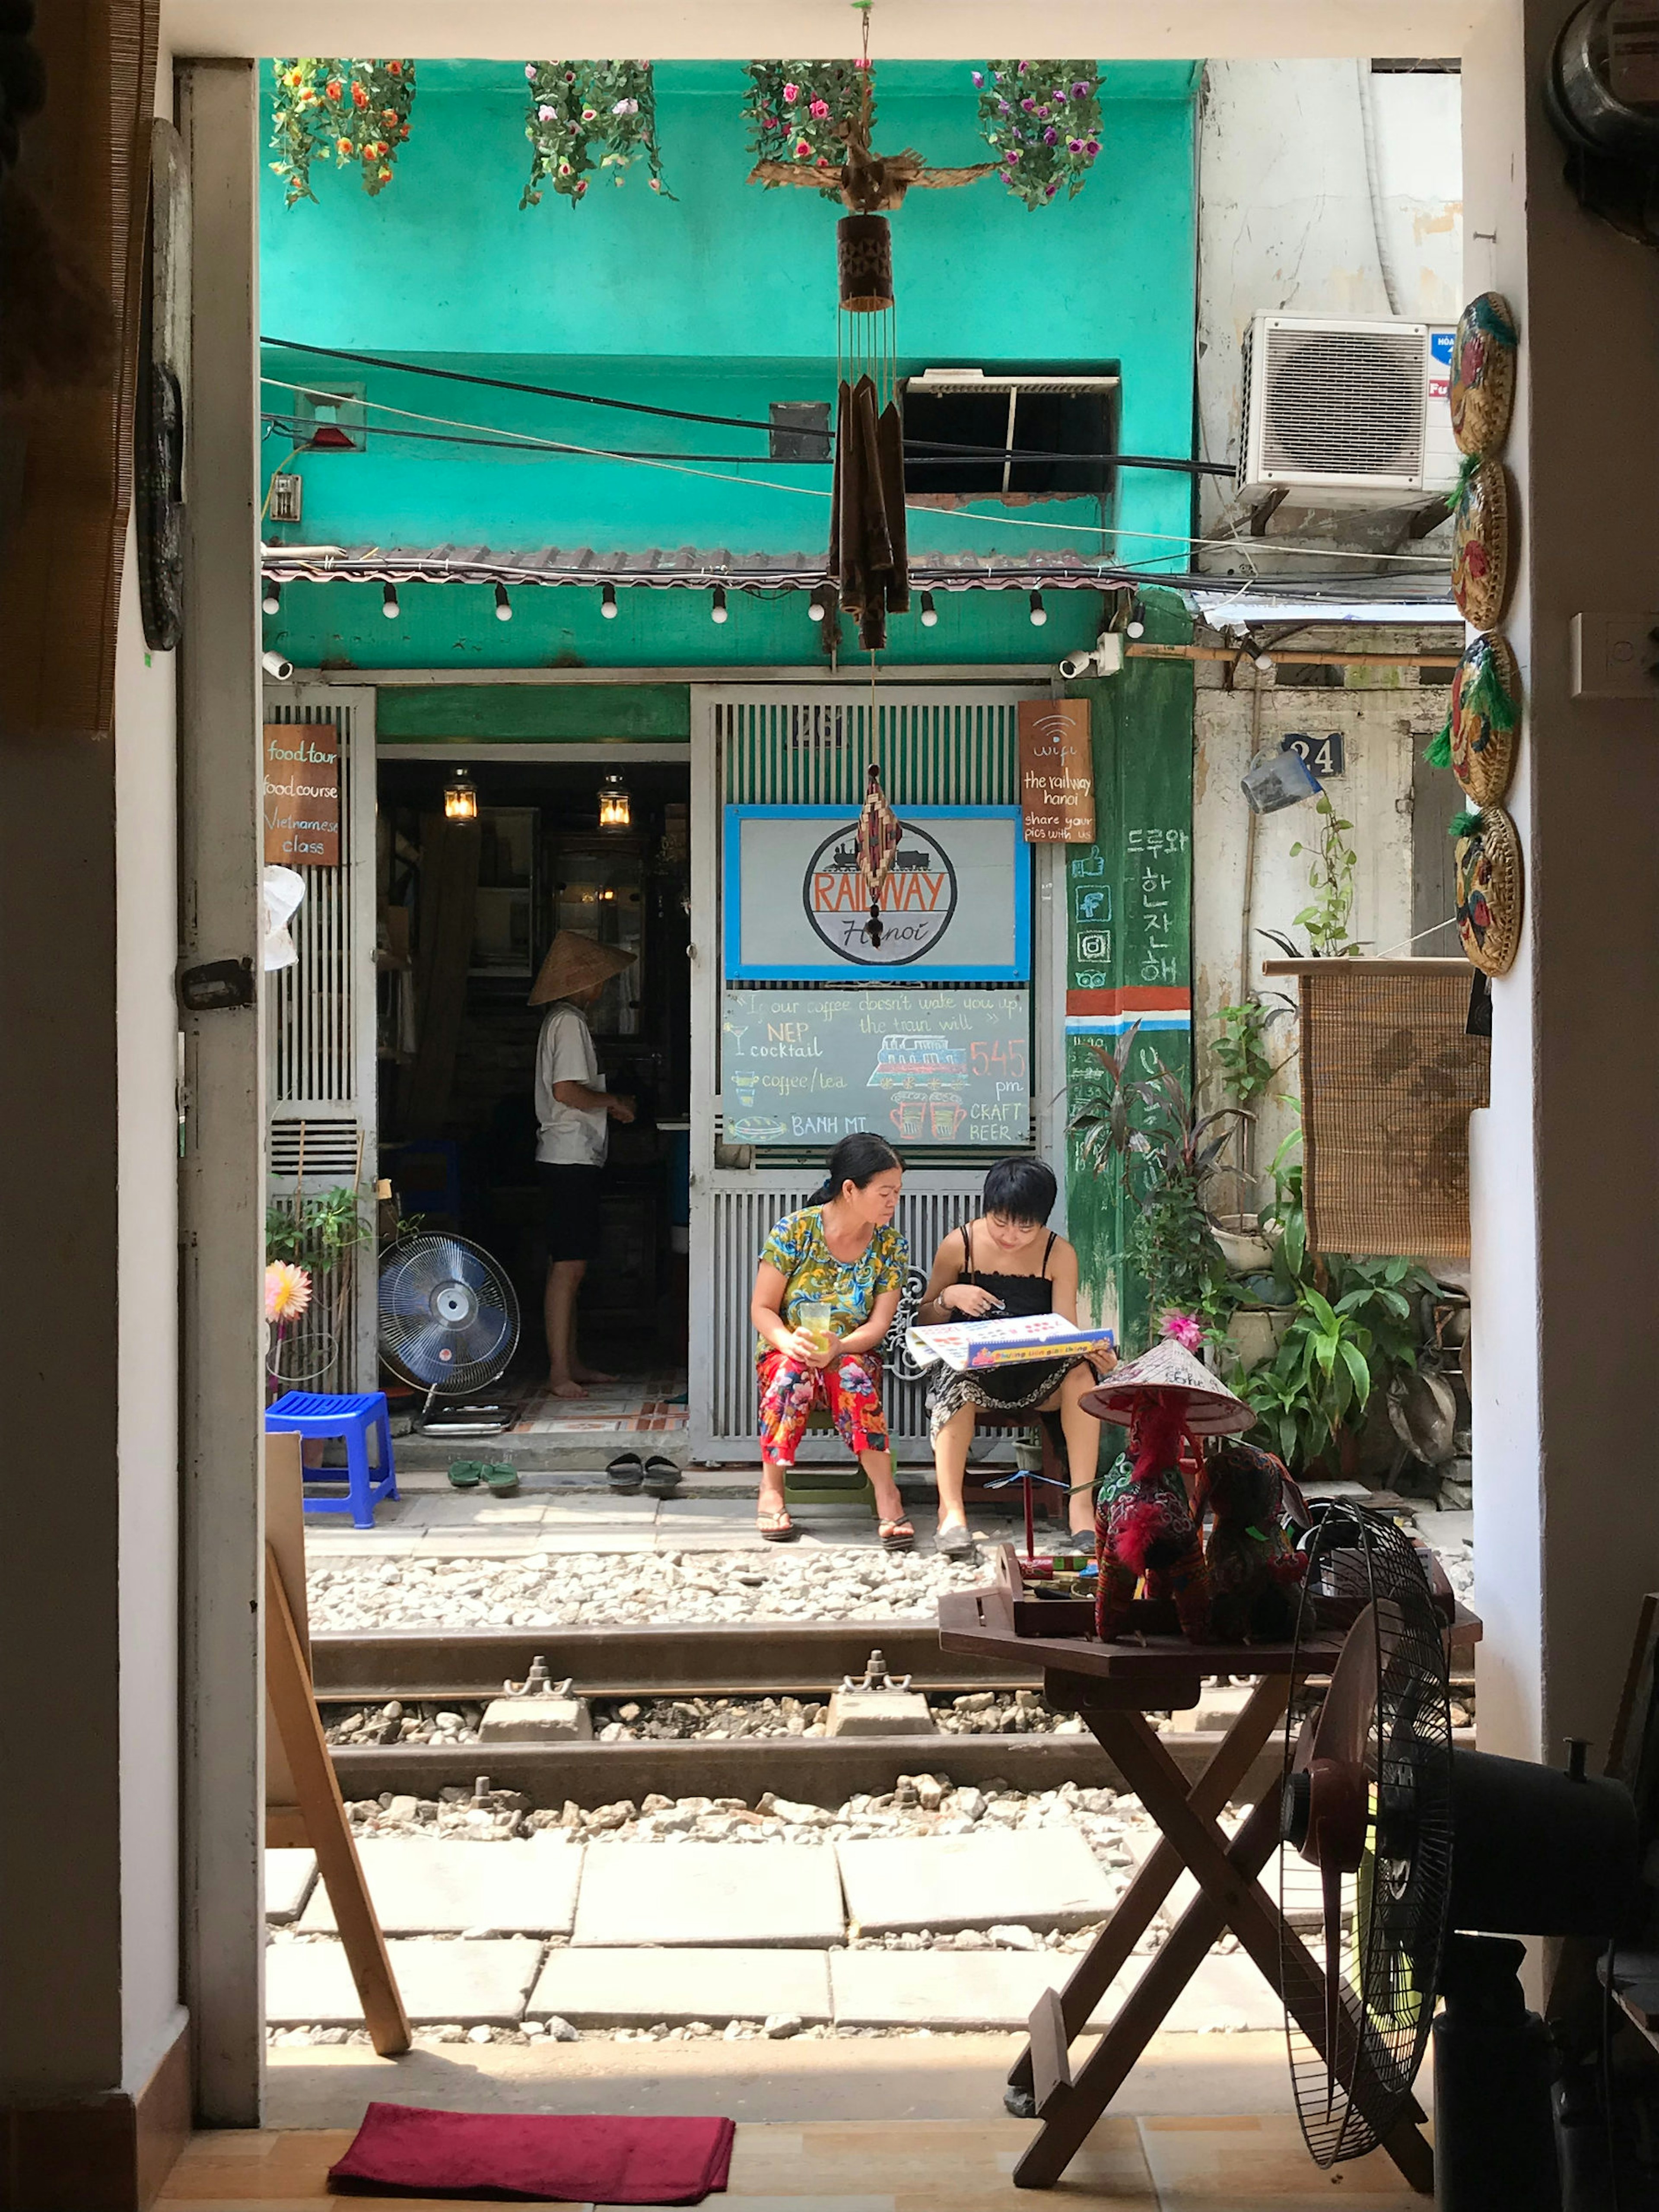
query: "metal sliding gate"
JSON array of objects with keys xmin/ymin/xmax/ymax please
[
  {"xmin": 688, "ymin": 682, "xmax": 1058, "ymax": 1461},
  {"xmin": 262, "ymin": 683, "xmax": 379, "ymax": 1392}
]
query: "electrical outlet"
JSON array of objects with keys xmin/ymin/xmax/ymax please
[
  {"xmin": 1570, "ymin": 613, "xmax": 1659, "ymax": 699},
  {"xmin": 268, "ymin": 471, "xmax": 303, "ymax": 523}
]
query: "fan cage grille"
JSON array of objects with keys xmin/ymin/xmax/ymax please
[
  {"xmin": 1260, "ymin": 325, "xmax": 1426, "ymax": 483},
  {"xmin": 378, "ymin": 1233, "xmax": 521, "ymax": 1398},
  {"xmin": 1281, "ymin": 1508, "xmax": 1452, "ymax": 2169}
]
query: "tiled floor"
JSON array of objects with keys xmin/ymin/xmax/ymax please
[
  {"xmin": 158, "ymin": 2114, "xmax": 1429, "ymax": 2208},
  {"xmin": 512, "ymin": 1371, "xmax": 688, "ymax": 1436}
]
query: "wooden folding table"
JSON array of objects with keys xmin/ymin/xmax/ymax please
[{"xmin": 938, "ymin": 1554, "xmax": 1481, "ymax": 2196}]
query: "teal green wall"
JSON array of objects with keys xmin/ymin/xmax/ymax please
[{"xmin": 259, "ymin": 59, "xmax": 1198, "ymax": 673}]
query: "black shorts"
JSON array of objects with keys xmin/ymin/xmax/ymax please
[{"xmin": 539, "ymin": 1162, "xmax": 604, "ymax": 1264}]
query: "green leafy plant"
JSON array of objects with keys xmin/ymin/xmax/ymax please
[
  {"xmin": 521, "ymin": 60, "xmax": 671, "ymax": 207},
  {"xmin": 973, "ymin": 61, "xmax": 1103, "ymax": 209},
  {"xmin": 270, "ymin": 59, "xmax": 415, "ymax": 207},
  {"xmin": 743, "ymin": 59, "xmax": 868, "ymax": 190},
  {"xmin": 1288, "ymin": 793, "xmax": 1360, "ymax": 957},
  {"xmin": 1211, "ymin": 995, "xmax": 1293, "ymax": 1113},
  {"xmin": 1069, "ymin": 1024, "xmax": 1246, "ymax": 1334},
  {"xmin": 266, "ymin": 1185, "xmax": 372, "ymax": 1272}
]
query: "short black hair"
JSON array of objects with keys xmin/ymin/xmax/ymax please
[{"xmin": 982, "ymin": 1157, "xmax": 1057, "ymax": 1227}]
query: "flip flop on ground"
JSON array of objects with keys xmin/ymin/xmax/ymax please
[
  {"xmin": 642, "ymin": 1456, "xmax": 681, "ymax": 1498},
  {"xmin": 757, "ymin": 1507, "xmax": 798, "ymax": 1542},
  {"xmin": 607, "ymin": 1452, "xmax": 644, "ymax": 1494},
  {"xmin": 879, "ymin": 1516, "xmax": 916, "ymax": 1553}
]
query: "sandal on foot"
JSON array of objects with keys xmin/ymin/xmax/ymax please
[
  {"xmin": 482, "ymin": 1461, "xmax": 520, "ymax": 1495},
  {"xmin": 448, "ymin": 1460, "xmax": 483, "ymax": 1491},
  {"xmin": 642, "ymin": 1456, "xmax": 682, "ymax": 1498},
  {"xmin": 607, "ymin": 1452, "xmax": 644, "ymax": 1494},
  {"xmin": 758, "ymin": 1507, "xmax": 798, "ymax": 1543},
  {"xmin": 879, "ymin": 1516, "xmax": 917, "ymax": 1553},
  {"xmin": 934, "ymin": 1521, "xmax": 976, "ymax": 1557}
]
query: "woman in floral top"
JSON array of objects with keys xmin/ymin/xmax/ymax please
[{"xmin": 749, "ymin": 1134, "xmax": 912, "ymax": 1547}]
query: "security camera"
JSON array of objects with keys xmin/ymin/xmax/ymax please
[
  {"xmin": 1058, "ymin": 633, "xmax": 1125, "ymax": 681},
  {"xmin": 261, "ymin": 649, "xmax": 294, "ymax": 681}
]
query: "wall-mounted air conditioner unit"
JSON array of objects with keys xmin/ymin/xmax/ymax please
[{"xmin": 1237, "ymin": 315, "xmax": 1457, "ymax": 501}]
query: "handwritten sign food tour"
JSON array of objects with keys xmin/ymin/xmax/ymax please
[
  {"xmin": 263, "ymin": 721, "xmax": 340, "ymax": 866},
  {"xmin": 721, "ymin": 988, "xmax": 1030, "ymax": 1147}
]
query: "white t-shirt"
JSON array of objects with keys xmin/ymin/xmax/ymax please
[{"xmin": 534, "ymin": 1001, "xmax": 608, "ymax": 1166}]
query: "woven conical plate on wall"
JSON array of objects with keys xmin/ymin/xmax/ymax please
[
  {"xmin": 1452, "ymin": 461, "xmax": 1514, "ymax": 631},
  {"xmin": 1456, "ymin": 804, "xmax": 1523, "ymax": 977},
  {"xmin": 1449, "ymin": 631, "xmax": 1521, "ymax": 807},
  {"xmin": 1450, "ymin": 292, "xmax": 1518, "ymax": 458}
]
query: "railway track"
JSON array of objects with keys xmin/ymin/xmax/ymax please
[{"xmin": 312, "ymin": 1623, "xmax": 1300, "ymax": 1808}]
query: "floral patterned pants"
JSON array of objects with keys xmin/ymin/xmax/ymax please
[{"xmin": 757, "ymin": 1350, "xmax": 889, "ymax": 1468}]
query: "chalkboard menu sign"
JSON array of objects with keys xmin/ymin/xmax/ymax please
[{"xmin": 722, "ymin": 988, "xmax": 1030, "ymax": 1148}]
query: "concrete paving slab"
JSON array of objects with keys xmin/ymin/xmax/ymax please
[
  {"xmin": 528, "ymin": 1946, "xmax": 832, "ymax": 2027},
  {"xmin": 573, "ymin": 1841, "xmax": 845, "ymax": 1948},
  {"xmin": 404, "ymin": 1496, "xmax": 551, "ymax": 1527},
  {"xmin": 265, "ymin": 1936, "xmax": 543, "ymax": 2026},
  {"xmin": 836, "ymin": 1831, "xmax": 1116, "ymax": 1936},
  {"xmin": 829, "ymin": 1949, "xmax": 1116, "ymax": 2031},
  {"xmin": 1159, "ymin": 1950, "xmax": 1281, "ymax": 2032},
  {"xmin": 264, "ymin": 1849, "xmax": 317, "ymax": 1925},
  {"xmin": 299, "ymin": 1839, "xmax": 582, "ymax": 1936}
]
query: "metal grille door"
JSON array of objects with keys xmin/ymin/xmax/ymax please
[{"xmin": 263, "ymin": 684, "xmax": 378, "ymax": 1390}]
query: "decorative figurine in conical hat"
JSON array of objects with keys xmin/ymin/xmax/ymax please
[
  {"xmin": 1088, "ymin": 1315, "xmax": 1254, "ymax": 1644},
  {"xmin": 527, "ymin": 929, "xmax": 637, "ymax": 1007}
]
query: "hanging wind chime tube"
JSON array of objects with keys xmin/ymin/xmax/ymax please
[
  {"xmin": 828, "ymin": 14, "xmax": 910, "ymax": 654},
  {"xmin": 854, "ymin": 759, "xmax": 900, "ymax": 949}
]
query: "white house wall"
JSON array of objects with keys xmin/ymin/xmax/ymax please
[
  {"xmin": 1197, "ymin": 60, "xmax": 1464, "ymax": 525},
  {"xmin": 1192, "ymin": 670, "xmax": 1438, "ymax": 1192}
]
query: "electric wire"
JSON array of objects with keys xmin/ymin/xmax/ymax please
[
  {"xmin": 260, "ymin": 375, "xmax": 1450, "ymax": 579},
  {"xmin": 260, "ymin": 334, "xmax": 1233, "ymax": 476}
]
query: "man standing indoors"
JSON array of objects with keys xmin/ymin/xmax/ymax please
[{"xmin": 528, "ymin": 930, "xmax": 638, "ymax": 1398}]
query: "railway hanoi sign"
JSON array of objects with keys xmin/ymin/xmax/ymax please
[{"xmin": 723, "ymin": 805, "xmax": 1030, "ymax": 982}]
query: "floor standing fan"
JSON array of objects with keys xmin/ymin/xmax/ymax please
[
  {"xmin": 378, "ymin": 1232, "xmax": 521, "ymax": 1435},
  {"xmin": 1280, "ymin": 1504, "xmax": 1641, "ymax": 2211}
]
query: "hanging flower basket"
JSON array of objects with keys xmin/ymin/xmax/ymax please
[
  {"xmin": 521, "ymin": 60, "xmax": 672, "ymax": 207},
  {"xmin": 271, "ymin": 59, "xmax": 415, "ymax": 206},
  {"xmin": 744, "ymin": 59, "xmax": 868, "ymax": 195},
  {"xmin": 974, "ymin": 61, "xmax": 1103, "ymax": 209}
]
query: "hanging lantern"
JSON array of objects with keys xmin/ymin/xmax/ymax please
[
  {"xmin": 443, "ymin": 766, "xmax": 478, "ymax": 823},
  {"xmin": 854, "ymin": 760, "xmax": 900, "ymax": 949},
  {"xmin": 597, "ymin": 772, "xmax": 632, "ymax": 831}
]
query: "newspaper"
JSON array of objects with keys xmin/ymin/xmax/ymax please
[{"xmin": 905, "ymin": 1312, "xmax": 1116, "ymax": 1373}]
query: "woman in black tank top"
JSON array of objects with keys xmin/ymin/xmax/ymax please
[{"xmin": 914, "ymin": 1160, "xmax": 1116, "ymax": 1554}]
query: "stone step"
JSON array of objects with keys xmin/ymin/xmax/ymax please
[
  {"xmin": 265, "ymin": 1936, "xmax": 543, "ymax": 2027},
  {"xmin": 528, "ymin": 1947, "xmax": 833, "ymax": 2029},
  {"xmin": 837, "ymin": 1830, "xmax": 1118, "ymax": 1937},
  {"xmin": 298, "ymin": 1837, "xmax": 582, "ymax": 1936},
  {"xmin": 828, "ymin": 1946, "xmax": 1280, "ymax": 2032},
  {"xmin": 571, "ymin": 1840, "xmax": 845, "ymax": 1949},
  {"xmin": 264, "ymin": 1847, "xmax": 318, "ymax": 1925}
]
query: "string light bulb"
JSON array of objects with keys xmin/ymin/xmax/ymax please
[
  {"xmin": 601, "ymin": 583, "xmax": 618, "ymax": 620},
  {"xmin": 444, "ymin": 766, "xmax": 478, "ymax": 823},
  {"xmin": 597, "ymin": 772, "xmax": 632, "ymax": 831},
  {"xmin": 919, "ymin": 591, "xmax": 938, "ymax": 628},
  {"xmin": 1125, "ymin": 597, "xmax": 1146, "ymax": 639},
  {"xmin": 807, "ymin": 589, "xmax": 828, "ymax": 624},
  {"xmin": 710, "ymin": 585, "xmax": 728, "ymax": 625},
  {"xmin": 381, "ymin": 582, "xmax": 400, "ymax": 620},
  {"xmin": 493, "ymin": 583, "xmax": 512, "ymax": 622},
  {"xmin": 1029, "ymin": 592, "xmax": 1047, "ymax": 628},
  {"xmin": 262, "ymin": 580, "xmax": 282, "ymax": 616}
]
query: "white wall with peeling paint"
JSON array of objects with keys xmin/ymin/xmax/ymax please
[{"xmin": 1196, "ymin": 61, "xmax": 1464, "ymax": 515}]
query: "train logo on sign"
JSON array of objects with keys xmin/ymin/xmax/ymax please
[{"xmin": 801, "ymin": 819, "xmax": 960, "ymax": 966}]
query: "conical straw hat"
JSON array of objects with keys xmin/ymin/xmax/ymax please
[
  {"xmin": 1080, "ymin": 1335, "xmax": 1255, "ymax": 1436},
  {"xmin": 527, "ymin": 929, "xmax": 637, "ymax": 1007}
]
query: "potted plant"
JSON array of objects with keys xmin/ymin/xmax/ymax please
[
  {"xmin": 1068, "ymin": 1023, "xmax": 1245, "ymax": 1344},
  {"xmin": 1205, "ymin": 995, "xmax": 1294, "ymax": 1271}
]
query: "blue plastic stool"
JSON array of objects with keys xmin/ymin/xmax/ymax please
[{"xmin": 266, "ymin": 1390, "xmax": 399, "ymax": 1531}]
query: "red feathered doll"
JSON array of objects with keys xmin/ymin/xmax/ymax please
[{"xmin": 1093, "ymin": 1388, "xmax": 1211, "ymax": 1642}]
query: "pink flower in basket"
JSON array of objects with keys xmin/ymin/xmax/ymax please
[{"xmin": 265, "ymin": 1261, "xmax": 312, "ymax": 1323}]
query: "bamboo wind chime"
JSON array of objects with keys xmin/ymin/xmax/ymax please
[{"xmin": 747, "ymin": 7, "xmax": 993, "ymax": 650}]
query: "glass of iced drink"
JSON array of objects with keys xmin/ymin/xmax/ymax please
[{"xmin": 797, "ymin": 1300, "xmax": 837, "ymax": 1357}]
